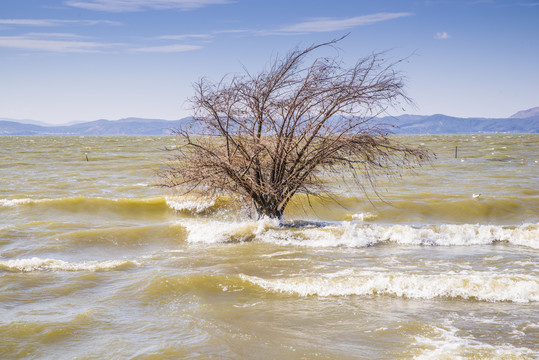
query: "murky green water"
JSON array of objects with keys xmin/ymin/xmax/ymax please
[{"xmin": 1, "ymin": 135, "xmax": 538, "ymax": 359}]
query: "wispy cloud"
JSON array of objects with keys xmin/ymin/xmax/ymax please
[
  {"xmin": 0, "ymin": 34, "xmax": 116, "ymax": 53},
  {"xmin": 65, "ymin": 0, "xmax": 232, "ymax": 12},
  {"xmin": 278, "ymin": 12, "xmax": 413, "ymax": 34},
  {"xmin": 435, "ymin": 31, "xmax": 450, "ymax": 39},
  {"xmin": 0, "ymin": 19, "xmax": 121, "ymax": 26},
  {"xmin": 132, "ymin": 44, "xmax": 203, "ymax": 53},
  {"xmin": 0, "ymin": 30, "xmax": 206, "ymax": 54}
]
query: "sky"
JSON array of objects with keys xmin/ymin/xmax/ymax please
[{"xmin": 1, "ymin": 0, "xmax": 538, "ymax": 124}]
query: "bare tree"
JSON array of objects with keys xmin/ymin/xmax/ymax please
[{"xmin": 159, "ymin": 37, "xmax": 432, "ymax": 220}]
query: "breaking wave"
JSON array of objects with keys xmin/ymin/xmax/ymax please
[
  {"xmin": 240, "ymin": 271, "xmax": 539, "ymax": 303},
  {"xmin": 0, "ymin": 196, "xmax": 168, "ymax": 213},
  {"xmin": 2, "ymin": 193, "xmax": 538, "ymax": 224},
  {"xmin": 413, "ymin": 322, "xmax": 537, "ymax": 359},
  {"xmin": 182, "ymin": 219, "xmax": 539, "ymax": 249},
  {"xmin": 1, "ymin": 195, "xmax": 233, "ymax": 217},
  {"xmin": 0, "ymin": 257, "xmax": 137, "ymax": 272},
  {"xmin": 132, "ymin": 271, "xmax": 539, "ymax": 303},
  {"xmin": 0, "ymin": 198, "xmax": 34, "ymax": 207}
]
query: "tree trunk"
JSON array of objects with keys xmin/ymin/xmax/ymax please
[{"xmin": 253, "ymin": 197, "xmax": 284, "ymax": 220}]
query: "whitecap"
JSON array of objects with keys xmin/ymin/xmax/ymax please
[
  {"xmin": 0, "ymin": 257, "xmax": 137, "ymax": 272},
  {"xmin": 0, "ymin": 198, "xmax": 33, "ymax": 207},
  {"xmin": 413, "ymin": 322, "xmax": 537, "ymax": 359},
  {"xmin": 183, "ymin": 217, "xmax": 280, "ymax": 244},
  {"xmin": 262, "ymin": 222, "xmax": 539, "ymax": 249},
  {"xmin": 241, "ymin": 271, "xmax": 539, "ymax": 303},
  {"xmin": 349, "ymin": 212, "xmax": 378, "ymax": 221},
  {"xmin": 166, "ymin": 196, "xmax": 216, "ymax": 214},
  {"xmin": 177, "ymin": 220, "xmax": 539, "ymax": 249}
]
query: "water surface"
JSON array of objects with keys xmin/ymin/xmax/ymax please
[{"xmin": 1, "ymin": 135, "xmax": 538, "ymax": 359}]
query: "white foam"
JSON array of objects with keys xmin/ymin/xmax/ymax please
[
  {"xmin": 176, "ymin": 218, "xmax": 539, "ymax": 249},
  {"xmin": 413, "ymin": 322, "xmax": 537, "ymax": 359},
  {"xmin": 183, "ymin": 217, "xmax": 280, "ymax": 244},
  {"xmin": 0, "ymin": 257, "xmax": 136, "ymax": 272},
  {"xmin": 166, "ymin": 196, "xmax": 216, "ymax": 214},
  {"xmin": 241, "ymin": 271, "xmax": 539, "ymax": 303},
  {"xmin": 0, "ymin": 198, "xmax": 33, "ymax": 207},
  {"xmin": 262, "ymin": 222, "xmax": 539, "ymax": 249},
  {"xmin": 350, "ymin": 212, "xmax": 378, "ymax": 221}
]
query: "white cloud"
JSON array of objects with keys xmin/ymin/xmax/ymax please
[
  {"xmin": 435, "ymin": 31, "xmax": 450, "ymax": 39},
  {"xmin": 0, "ymin": 31, "xmax": 204, "ymax": 54},
  {"xmin": 0, "ymin": 34, "xmax": 116, "ymax": 53},
  {"xmin": 0, "ymin": 19, "xmax": 120, "ymax": 26},
  {"xmin": 133, "ymin": 44, "xmax": 203, "ymax": 53},
  {"xmin": 278, "ymin": 12, "xmax": 413, "ymax": 34},
  {"xmin": 65, "ymin": 0, "xmax": 231, "ymax": 12}
]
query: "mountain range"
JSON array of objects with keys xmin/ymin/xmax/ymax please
[{"xmin": 1, "ymin": 107, "xmax": 538, "ymax": 136}]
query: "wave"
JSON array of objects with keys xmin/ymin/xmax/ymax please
[
  {"xmin": 182, "ymin": 219, "xmax": 539, "ymax": 249},
  {"xmin": 165, "ymin": 196, "xmax": 219, "ymax": 214},
  {"xmin": 240, "ymin": 271, "xmax": 539, "ymax": 303},
  {"xmin": 413, "ymin": 322, "xmax": 537, "ymax": 359},
  {"xmin": 135, "ymin": 271, "xmax": 538, "ymax": 303},
  {"xmin": 0, "ymin": 195, "xmax": 232, "ymax": 217},
  {"xmin": 374, "ymin": 196, "xmax": 539, "ymax": 224},
  {"xmin": 0, "ymin": 198, "xmax": 34, "ymax": 207},
  {"xmin": 3, "ymin": 193, "xmax": 538, "ymax": 225},
  {"xmin": 286, "ymin": 193, "xmax": 539, "ymax": 224},
  {"xmin": 0, "ymin": 257, "xmax": 137, "ymax": 272},
  {"xmin": 0, "ymin": 196, "xmax": 166, "ymax": 210},
  {"xmin": 182, "ymin": 218, "xmax": 280, "ymax": 244},
  {"xmin": 3, "ymin": 195, "xmax": 537, "ymax": 249}
]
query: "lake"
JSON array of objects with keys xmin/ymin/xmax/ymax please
[{"xmin": 1, "ymin": 134, "xmax": 538, "ymax": 359}]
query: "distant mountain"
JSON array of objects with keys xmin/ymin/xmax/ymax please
[
  {"xmin": 1, "ymin": 109, "xmax": 538, "ymax": 135},
  {"xmin": 0, "ymin": 117, "xmax": 191, "ymax": 136},
  {"xmin": 510, "ymin": 107, "xmax": 539, "ymax": 119},
  {"xmin": 383, "ymin": 113, "xmax": 539, "ymax": 134},
  {"xmin": 50, "ymin": 118, "xmax": 188, "ymax": 135},
  {"xmin": 0, "ymin": 118, "xmax": 51, "ymax": 126}
]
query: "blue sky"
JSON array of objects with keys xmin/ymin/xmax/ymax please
[{"xmin": 1, "ymin": 0, "xmax": 538, "ymax": 124}]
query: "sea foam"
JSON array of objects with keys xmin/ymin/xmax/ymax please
[
  {"xmin": 241, "ymin": 271, "xmax": 539, "ymax": 303},
  {"xmin": 166, "ymin": 196, "xmax": 217, "ymax": 214},
  {"xmin": 413, "ymin": 322, "xmax": 537, "ymax": 359},
  {"xmin": 0, "ymin": 257, "xmax": 136, "ymax": 272},
  {"xmin": 0, "ymin": 198, "xmax": 33, "ymax": 207},
  {"xmin": 183, "ymin": 217, "xmax": 280, "ymax": 244},
  {"xmin": 180, "ymin": 219, "xmax": 539, "ymax": 249}
]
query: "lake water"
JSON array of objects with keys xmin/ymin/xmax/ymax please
[{"xmin": 1, "ymin": 134, "xmax": 538, "ymax": 359}]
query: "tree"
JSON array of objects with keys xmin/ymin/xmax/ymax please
[{"xmin": 159, "ymin": 37, "xmax": 432, "ymax": 220}]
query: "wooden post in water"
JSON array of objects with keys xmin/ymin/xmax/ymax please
[{"xmin": 455, "ymin": 146, "xmax": 458, "ymax": 159}]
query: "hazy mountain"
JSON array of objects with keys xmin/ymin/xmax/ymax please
[
  {"xmin": 384, "ymin": 113, "xmax": 539, "ymax": 134},
  {"xmin": 0, "ymin": 117, "xmax": 191, "ymax": 136},
  {"xmin": 48, "ymin": 118, "xmax": 188, "ymax": 135},
  {"xmin": 1, "ymin": 108, "xmax": 538, "ymax": 135},
  {"xmin": 0, "ymin": 118, "xmax": 51, "ymax": 126},
  {"xmin": 510, "ymin": 106, "xmax": 539, "ymax": 119}
]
